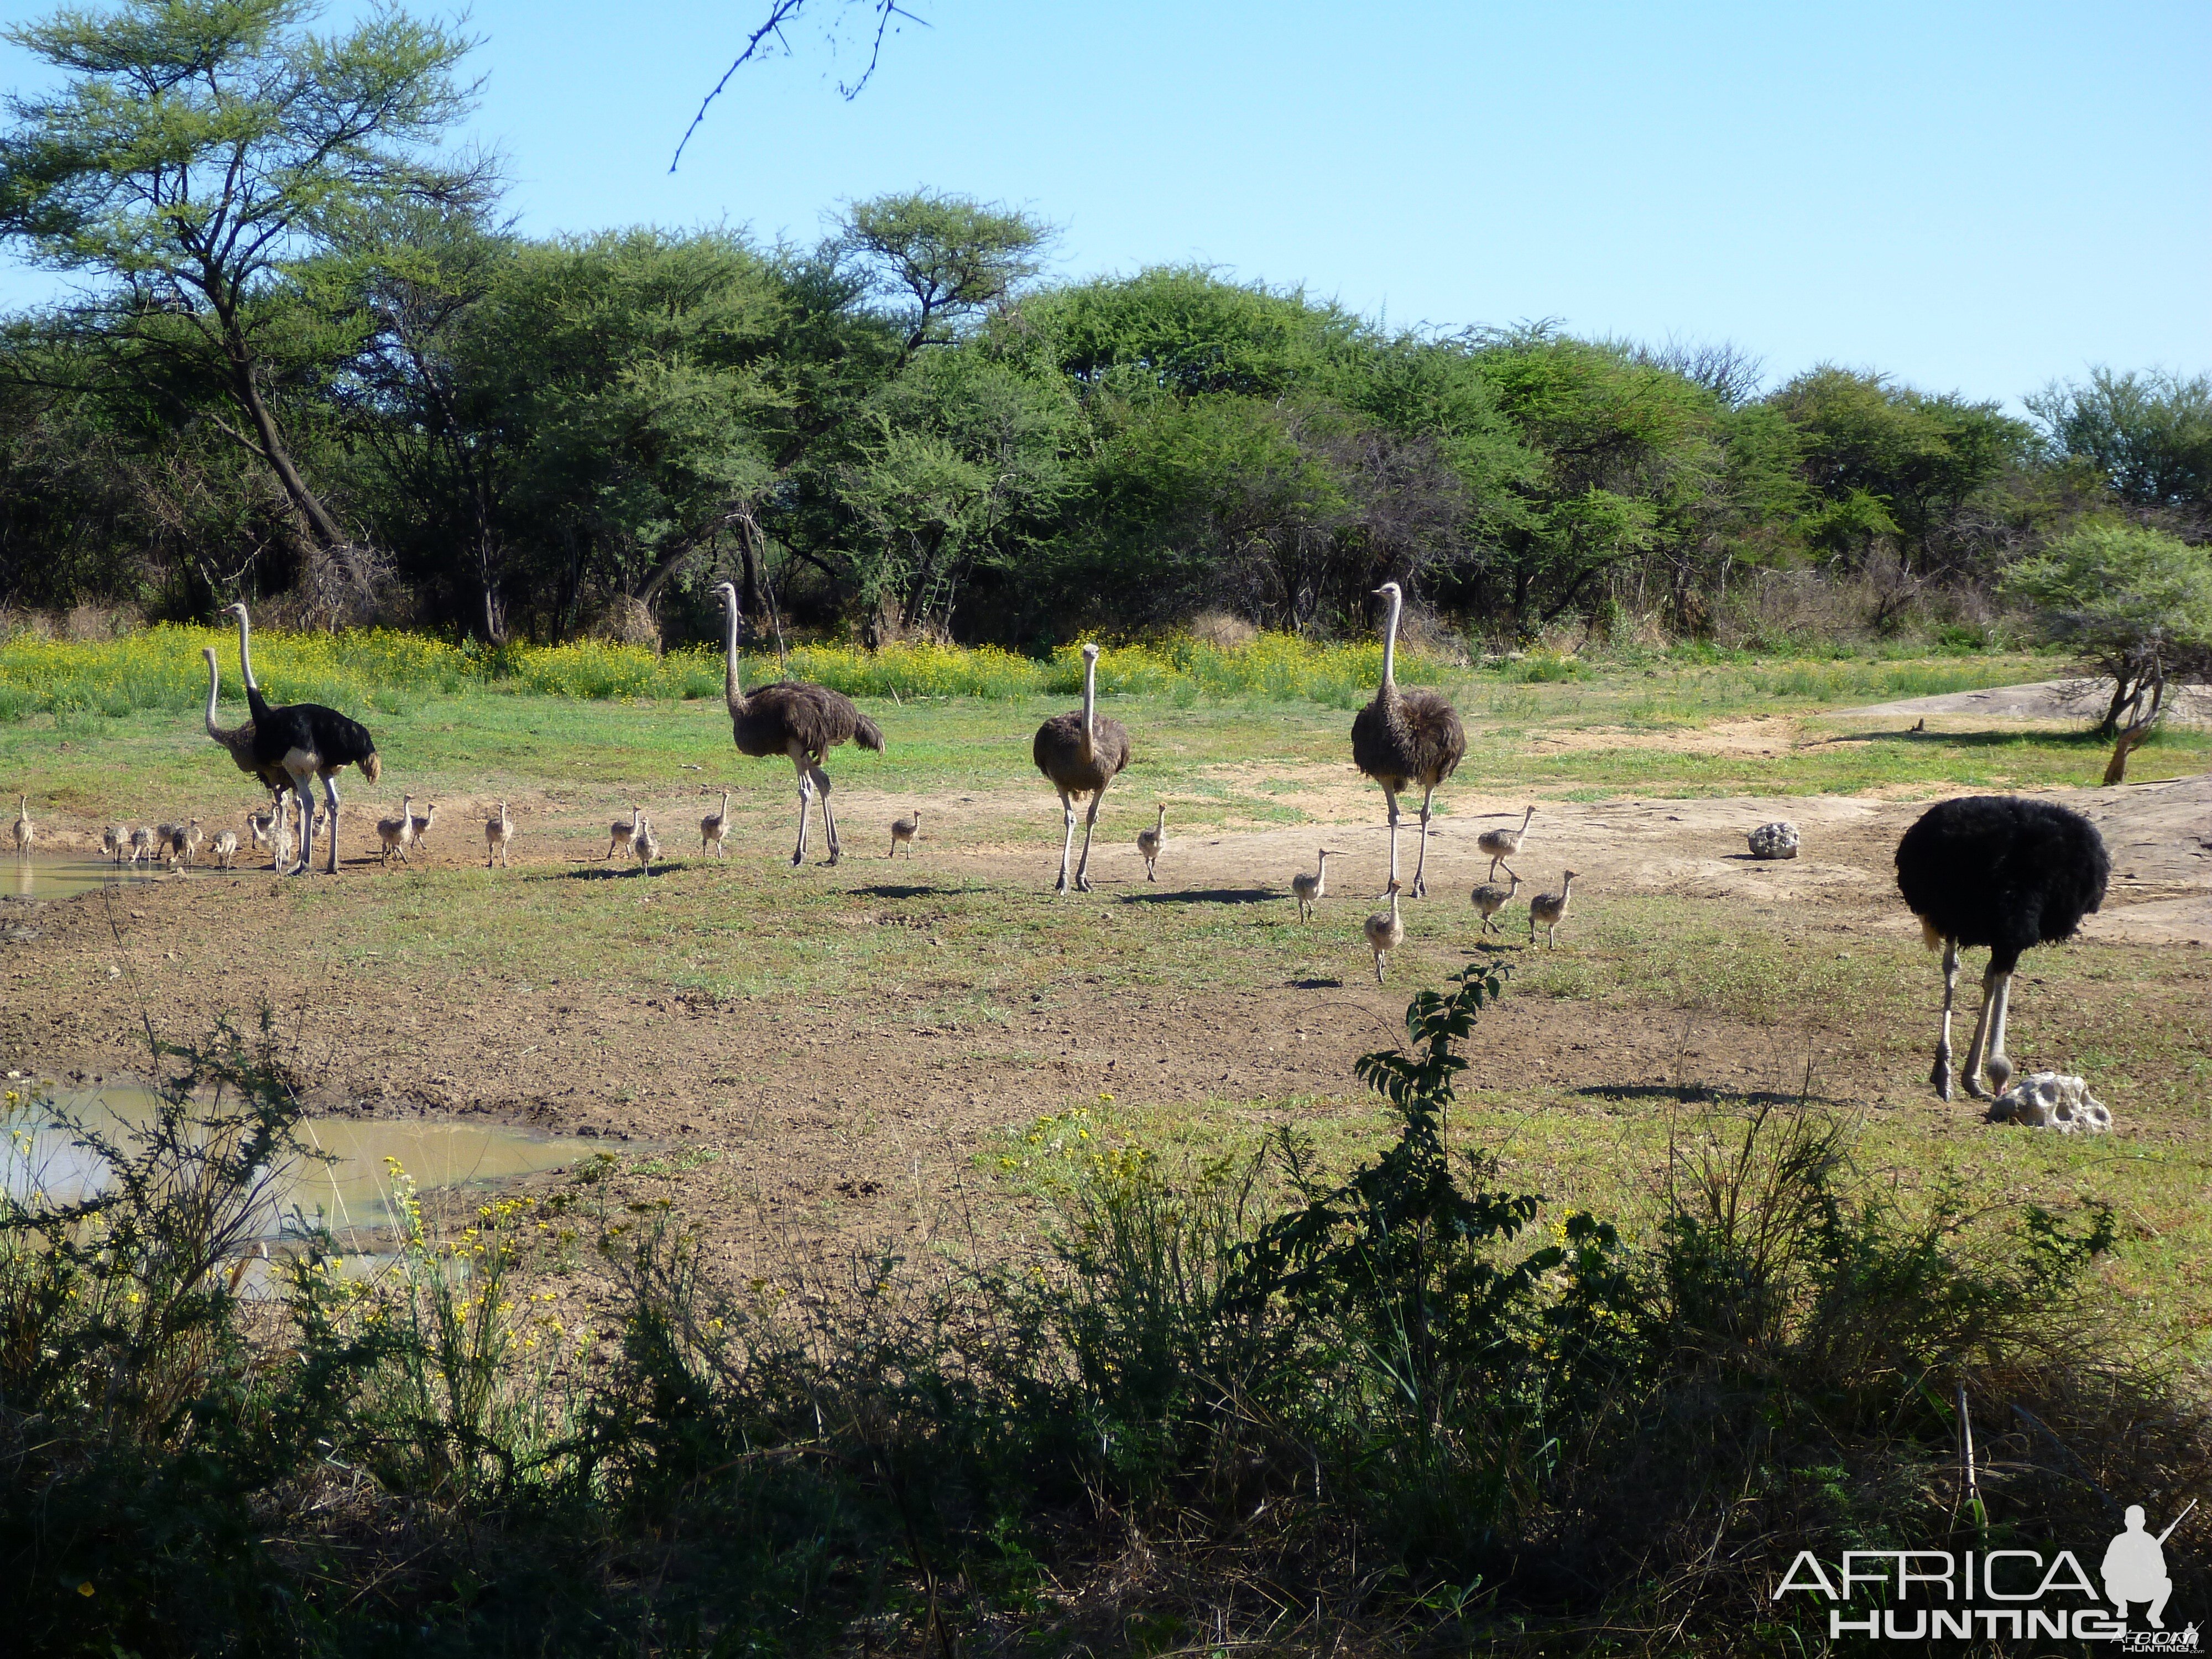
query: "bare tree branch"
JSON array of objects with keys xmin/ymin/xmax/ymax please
[{"xmin": 671, "ymin": 1, "xmax": 927, "ymax": 173}]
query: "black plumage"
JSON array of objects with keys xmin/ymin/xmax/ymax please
[
  {"xmin": 714, "ymin": 583, "xmax": 885, "ymax": 865},
  {"xmin": 1895, "ymin": 795, "xmax": 2109, "ymax": 1100},
  {"xmin": 1352, "ymin": 581, "xmax": 1464, "ymax": 898}
]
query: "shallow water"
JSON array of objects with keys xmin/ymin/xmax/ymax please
[
  {"xmin": 6, "ymin": 853, "xmax": 265, "ymax": 901},
  {"xmin": 2, "ymin": 1076, "xmax": 601, "ymax": 1237}
]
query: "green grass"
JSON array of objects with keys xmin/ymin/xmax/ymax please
[{"xmin": 10, "ymin": 647, "xmax": 2193, "ymax": 834}]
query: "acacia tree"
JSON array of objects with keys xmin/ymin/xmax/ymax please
[
  {"xmin": 0, "ymin": 0, "xmax": 486, "ymax": 594},
  {"xmin": 2000, "ymin": 522, "xmax": 2212, "ymax": 755}
]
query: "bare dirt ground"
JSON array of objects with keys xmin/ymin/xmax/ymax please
[
  {"xmin": 7, "ymin": 760, "xmax": 2208, "ymax": 1272},
  {"xmin": 1843, "ymin": 677, "xmax": 2212, "ymax": 723}
]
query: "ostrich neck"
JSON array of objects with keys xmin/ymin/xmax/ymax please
[
  {"xmin": 235, "ymin": 609, "xmax": 260, "ymax": 692},
  {"xmin": 1081, "ymin": 657, "xmax": 1098, "ymax": 758},
  {"xmin": 723, "ymin": 602, "xmax": 749, "ymax": 711},
  {"xmin": 204, "ymin": 656, "xmax": 227, "ymax": 739},
  {"xmin": 1380, "ymin": 589, "xmax": 1402, "ymax": 692}
]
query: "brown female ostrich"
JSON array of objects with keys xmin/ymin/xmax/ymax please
[
  {"xmin": 223, "ymin": 604, "xmax": 381, "ymax": 875},
  {"xmin": 1350, "ymin": 581, "xmax": 1464, "ymax": 899},
  {"xmin": 1032, "ymin": 643, "xmax": 1133, "ymax": 894},
  {"xmin": 712, "ymin": 582, "xmax": 885, "ymax": 866},
  {"xmin": 202, "ymin": 648, "xmax": 293, "ymax": 867}
]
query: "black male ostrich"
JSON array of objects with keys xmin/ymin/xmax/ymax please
[
  {"xmin": 713, "ymin": 582, "xmax": 884, "ymax": 865},
  {"xmin": 1350, "ymin": 581, "xmax": 1464, "ymax": 898},
  {"xmin": 224, "ymin": 603, "xmax": 382, "ymax": 875},
  {"xmin": 1032, "ymin": 642, "xmax": 1132, "ymax": 893},
  {"xmin": 1895, "ymin": 796, "xmax": 2109, "ymax": 1102}
]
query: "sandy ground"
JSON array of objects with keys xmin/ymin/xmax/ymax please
[{"xmin": 1843, "ymin": 678, "xmax": 2212, "ymax": 723}]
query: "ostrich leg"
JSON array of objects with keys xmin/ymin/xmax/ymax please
[
  {"xmin": 1410, "ymin": 785, "xmax": 1437, "ymax": 899},
  {"xmin": 321, "ymin": 774, "xmax": 342, "ymax": 874},
  {"xmin": 1383, "ymin": 789, "xmax": 1402, "ymax": 891},
  {"xmin": 1959, "ymin": 965, "xmax": 2006, "ymax": 1100},
  {"xmin": 286, "ymin": 768, "xmax": 316, "ymax": 875},
  {"xmin": 787, "ymin": 753, "xmax": 815, "ymax": 867},
  {"xmin": 1055, "ymin": 792, "xmax": 1078, "ymax": 894},
  {"xmin": 811, "ymin": 766, "xmax": 841, "ymax": 865},
  {"xmin": 1930, "ymin": 937, "xmax": 1960, "ymax": 1100},
  {"xmin": 1074, "ymin": 787, "xmax": 1107, "ymax": 893},
  {"xmin": 1981, "ymin": 972, "xmax": 2015, "ymax": 1095}
]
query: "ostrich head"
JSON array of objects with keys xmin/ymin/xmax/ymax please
[
  {"xmin": 361, "ymin": 752, "xmax": 383, "ymax": 784},
  {"xmin": 1373, "ymin": 581, "xmax": 1402, "ymax": 602}
]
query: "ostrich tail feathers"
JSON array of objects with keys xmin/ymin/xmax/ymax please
[{"xmin": 853, "ymin": 713, "xmax": 886, "ymax": 752}]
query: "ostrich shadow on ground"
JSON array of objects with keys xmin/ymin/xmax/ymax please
[
  {"xmin": 853, "ymin": 883, "xmax": 968, "ymax": 901},
  {"xmin": 1290, "ymin": 976, "xmax": 1345, "ymax": 990},
  {"xmin": 557, "ymin": 863, "xmax": 659, "ymax": 881},
  {"xmin": 1574, "ymin": 1082, "xmax": 1850, "ymax": 1110},
  {"xmin": 1118, "ymin": 886, "xmax": 1278, "ymax": 906}
]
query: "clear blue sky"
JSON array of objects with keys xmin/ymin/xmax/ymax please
[{"xmin": 3, "ymin": 0, "xmax": 2206, "ymax": 407}]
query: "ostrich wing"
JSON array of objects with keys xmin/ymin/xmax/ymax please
[
  {"xmin": 732, "ymin": 681, "xmax": 885, "ymax": 761},
  {"xmin": 1353, "ymin": 688, "xmax": 1464, "ymax": 788},
  {"xmin": 1032, "ymin": 712, "xmax": 1132, "ymax": 792}
]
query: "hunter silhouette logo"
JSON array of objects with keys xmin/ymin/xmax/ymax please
[
  {"xmin": 2106, "ymin": 1502, "xmax": 2190, "ymax": 1629},
  {"xmin": 1774, "ymin": 1498, "xmax": 2198, "ymax": 1644}
]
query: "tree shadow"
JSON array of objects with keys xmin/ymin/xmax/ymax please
[
  {"xmin": 1816, "ymin": 727, "xmax": 2107, "ymax": 750},
  {"xmin": 1118, "ymin": 887, "xmax": 1280, "ymax": 906}
]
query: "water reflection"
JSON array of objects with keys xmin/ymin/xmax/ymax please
[
  {"xmin": 7, "ymin": 855, "xmax": 245, "ymax": 901},
  {"xmin": 3, "ymin": 1078, "xmax": 601, "ymax": 1238}
]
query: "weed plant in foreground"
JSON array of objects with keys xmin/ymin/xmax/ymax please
[{"xmin": 2, "ymin": 974, "xmax": 2201, "ymax": 1653}]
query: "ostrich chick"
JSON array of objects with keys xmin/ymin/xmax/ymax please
[
  {"xmin": 1136, "ymin": 805, "xmax": 1166, "ymax": 881},
  {"xmin": 1478, "ymin": 806, "xmax": 1535, "ymax": 883},
  {"xmin": 377, "ymin": 795, "xmax": 418, "ymax": 867},
  {"xmin": 606, "ymin": 804, "xmax": 641, "ymax": 862},
  {"xmin": 128, "ymin": 827, "xmax": 153, "ymax": 866},
  {"xmin": 11, "ymin": 795, "xmax": 30, "ymax": 857},
  {"xmin": 1363, "ymin": 883, "xmax": 1406, "ymax": 984},
  {"xmin": 1291, "ymin": 848, "xmax": 1337, "ymax": 924},
  {"xmin": 211, "ymin": 828, "xmax": 239, "ymax": 870},
  {"xmin": 889, "ymin": 809, "xmax": 922, "ymax": 859},
  {"xmin": 1470, "ymin": 872, "xmax": 1521, "ymax": 936},
  {"xmin": 101, "ymin": 824, "xmax": 124, "ymax": 863},
  {"xmin": 181, "ymin": 818, "xmax": 205, "ymax": 870},
  {"xmin": 246, "ymin": 807, "xmax": 276, "ymax": 853},
  {"xmin": 1529, "ymin": 870, "xmax": 1578, "ymax": 948},
  {"xmin": 406, "ymin": 801, "xmax": 439, "ymax": 845},
  {"xmin": 486, "ymin": 801, "xmax": 515, "ymax": 868},
  {"xmin": 634, "ymin": 816, "xmax": 661, "ymax": 870},
  {"xmin": 700, "ymin": 791, "xmax": 731, "ymax": 859}
]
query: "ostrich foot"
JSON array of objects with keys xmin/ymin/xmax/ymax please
[
  {"xmin": 1076, "ymin": 875, "xmax": 1093, "ymax": 893},
  {"xmin": 1410, "ymin": 878, "xmax": 1426, "ymax": 899},
  {"xmin": 1962, "ymin": 1070, "xmax": 1992, "ymax": 1102},
  {"xmin": 1929, "ymin": 1052, "xmax": 1953, "ymax": 1102}
]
